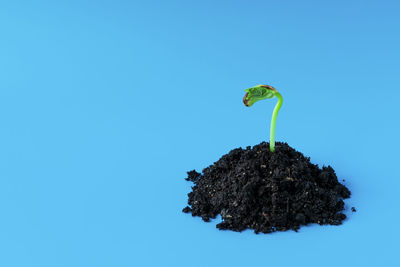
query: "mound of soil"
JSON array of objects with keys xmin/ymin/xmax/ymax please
[{"xmin": 182, "ymin": 142, "xmax": 351, "ymax": 234}]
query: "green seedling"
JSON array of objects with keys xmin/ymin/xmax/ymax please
[{"xmin": 243, "ymin": 84, "xmax": 283, "ymax": 152}]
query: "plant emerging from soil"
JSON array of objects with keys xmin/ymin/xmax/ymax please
[
  {"xmin": 183, "ymin": 85, "xmax": 352, "ymax": 234},
  {"xmin": 243, "ymin": 84, "xmax": 283, "ymax": 152}
]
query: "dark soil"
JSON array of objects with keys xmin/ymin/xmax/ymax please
[{"xmin": 183, "ymin": 142, "xmax": 351, "ymax": 234}]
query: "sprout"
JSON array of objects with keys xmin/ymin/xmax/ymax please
[{"xmin": 243, "ymin": 84, "xmax": 283, "ymax": 152}]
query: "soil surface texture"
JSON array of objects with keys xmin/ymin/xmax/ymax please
[{"xmin": 183, "ymin": 142, "xmax": 351, "ymax": 234}]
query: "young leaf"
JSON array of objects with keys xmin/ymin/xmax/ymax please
[{"xmin": 243, "ymin": 84, "xmax": 283, "ymax": 152}]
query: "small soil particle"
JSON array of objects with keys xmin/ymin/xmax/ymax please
[
  {"xmin": 182, "ymin": 142, "xmax": 352, "ymax": 234},
  {"xmin": 351, "ymin": 207, "xmax": 356, "ymax": 212}
]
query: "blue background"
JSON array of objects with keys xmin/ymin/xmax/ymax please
[{"xmin": 0, "ymin": 0, "xmax": 399, "ymax": 266}]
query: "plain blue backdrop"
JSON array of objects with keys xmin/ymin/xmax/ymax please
[{"xmin": 0, "ymin": 0, "xmax": 399, "ymax": 266}]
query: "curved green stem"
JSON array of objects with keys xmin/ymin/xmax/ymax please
[{"xmin": 269, "ymin": 92, "xmax": 283, "ymax": 152}]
